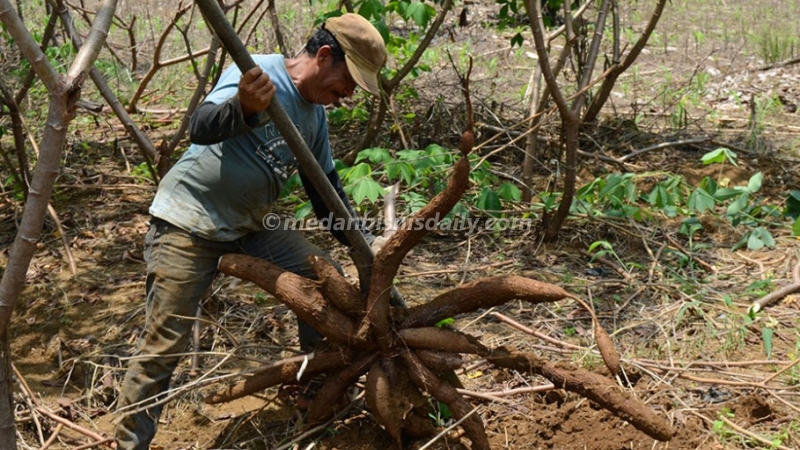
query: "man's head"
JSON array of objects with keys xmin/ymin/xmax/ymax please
[
  {"xmin": 322, "ymin": 14, "xmax": 386, "ymax": 97},
  {"xmin": 300, "ymin": 13, "xmax": 386, "ymax": 104}
]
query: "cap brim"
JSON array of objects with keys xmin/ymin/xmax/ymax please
[{"xmin": 345, "ymin": 55, "xmax": 381, "ymax": 96}]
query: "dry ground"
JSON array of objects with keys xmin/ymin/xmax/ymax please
[{"xmin": 2, "ymin": 0, "xmax": 800, "ymax": 449}]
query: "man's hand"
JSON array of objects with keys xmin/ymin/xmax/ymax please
[{"xmin": 238, "ymin": 67, "xmax": 276, "ymax": 117}]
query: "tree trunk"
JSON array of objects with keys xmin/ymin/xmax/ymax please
[
  {"xmin": 582, "ymin": 0, "xmax": 667, "ymax": 123},
  {"xmin": 0, "ymin": 335, "xmax": 13, "ymax": 449},
  {"xmin": 543, "ymin": 118, "xmax": 579, "ymax": 240},
  {"xmin": 0, "ymin": 0, "xmax": 117, "ymax": 445}
]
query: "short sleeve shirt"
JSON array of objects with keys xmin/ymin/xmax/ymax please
[{"xmin": 149, "ymin": 55, "xmax": 334, "ymax": 241}]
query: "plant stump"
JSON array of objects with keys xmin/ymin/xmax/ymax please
[{"xmin": 207, "ymin": 67, "xmax": 675, "ymax": 448}]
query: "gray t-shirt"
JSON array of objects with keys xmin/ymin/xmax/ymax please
[{"xmin": 150, "ymin": 55, "xmax": 334, "ymax": 241}]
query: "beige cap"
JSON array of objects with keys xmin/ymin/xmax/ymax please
[{"xmin": 324, "ymin": 13, "xmax": 387, "ymax": 96}]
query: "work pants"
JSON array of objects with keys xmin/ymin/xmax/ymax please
[{"xmin": 115, "ymin": 217, "xmax": 335, "ymax": 450}]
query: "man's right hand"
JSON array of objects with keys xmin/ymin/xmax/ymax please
[{"xmin": 238, "ymin": 67, "xmax": 276, "ymax": 118}]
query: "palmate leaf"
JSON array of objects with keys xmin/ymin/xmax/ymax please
[
  {"xmin": 688, "ymin": 187, "xmax": 715, "ymax": 213},
  {"xmin": 358, "ymin": 0, "xmax": 385, "ymax": 20},
  {"xmin": 340, "ymin": 162, "xmax": 384, "ymax": 205},
  {"xmin": 405, "ymin": 1, "xmax": 435, "ymax": 28},
  {"xmin": 424, "ymin": 143, "xmax": 451, "ymax": 165},
  {"xmin": 648, "ymin": 185, "xmax": 671, "ymax": 208},
  {"xmin": 356, "ymin": 148, "xmax": 394, "ymax": 164},
  {"xmin": 477, "ymin": 187, "xmax": 502, "ymax": 217},
  {"xmin": 734, "ymin": 227, "xmax": 776, "ymax": 251},
  {"xmin": 726, "ymin": 193, "xmax": 749, "ymax": 216},
  {"xmin": 784, "ymin": 190, "xmax": 800, "ymax": 220},
  {"xmin": 348, "ymin": 177, "xmax": 384, "ymax": 205},
  {"xmin": 713, "ymin": 187, "xmax": 743, "ymax": 201},
  {"xmin": 598, "ymin": 173, "xmax": 623, "ymax": 198},
  {"xmin": 498, "ymin": 182, "xmax": 522, "ymax": 202},
  {"xmin": 762, "ymin": 327, "xmax": 774, "ymax": 358},
  {"xmin": 701, "ymin": 147, "xmax": 738, "ymax": 166},
  {"xmin": 747, "ymin": 227, "xmax": 775, "ymax": 250},
  {"xmin": 343, "ymin": 162, "xmax": 372, "ymax": 181},
  {"xmin": 745, "ymin": 172, "xmax": 763, "ymax": 194},
  {"xmin": 385, "ymin": 161, "xmax": 416, "ymax": 185}
]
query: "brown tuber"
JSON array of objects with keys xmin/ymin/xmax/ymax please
[{"xmin": 212, "ymin": 59, "xmax": 673, "ymax": 448}]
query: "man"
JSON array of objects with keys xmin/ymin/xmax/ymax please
[{"xmin": 115, "ymin": 13, "xmax": 386, "ymax": 450}]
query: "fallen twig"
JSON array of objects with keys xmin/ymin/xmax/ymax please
[
  {"xmin": 397, "ymin": 260, "xmax": 514, "ymax": 277},
  {"xmin": 458, "ymin": 384, "xmax": 555, "ymax": 400},
  {"xmin": 13, "ymin": 364, "xmax": 47, "ymax": 446},
  {"xmin": 767, "ymin": 389, "xmax": 800, "ymax": 416},
  {"xmin": 579, "ymin": 249, "xmax": 634, "ymax": 281},
  {"xmin": 663, "ymin": 233, "xmax": 716, "ymax": 273},
  {"xmin": 34, "ymin": 406, "xmax": 111, "ymax": 447},
  {"xmin": 39, "ymin": 423, "xmax": 63, "ymax": 450},
  {"xmin": 617, "ymin": 137, "xmax": 763, "ymax": 163},
  {"xmin": 455, "ymin": 389, "xmax": 513, "ymax": 404},
  {"xmin": 690, "ymin": 411, "xmax": 795, "ymax": 450},
  {"xmin": 417, "ymin": 406, "xmax": 479, "ymax": 450},
  {"xmin": 645, "ymin": 367, "xmax": 782, "ymax": 389},
  {"xmin": 750, "ymin": 258, "xmax": 800, "ymax": 314},
  {"xmin": 762, "ymin": 356, "xmax": 800, "ymax": 384},
  {"xmin": 758, "ymin": 55, "xmax": 800, "ymax": 71},
  {"xmin": 47, "ymin": 203, "xmax": 77, "ymax": 275},
  {"xmin": 618, "ymin": 138, "xmax": 711, "ymax": 163},
  {"xmin": 272, "ymin": 391, "xmax": 365, "ymax": 450},
  {"xmin": 71, "ymin": 437, "xmax": 114, "ymax": 450},
  {"xmin": 490, "ymin": 312, "xmax": 582, "ymax": 351}
]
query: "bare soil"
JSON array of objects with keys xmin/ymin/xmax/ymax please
[{"xmin": 3, "ymin": 0, "xmax": 800, "ymax": 449}]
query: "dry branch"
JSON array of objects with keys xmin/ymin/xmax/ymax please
[
  {"xmin": 55, "ymin": 0, "xmax": 160, "ymax": 168},
  {"xmin": 348, "ymin": 0, "xmax": 455, "ymax": 157},
  {"xmin": 205, "ymin": 350, "xmax": 355, "ymax": 404},
  {"xmin": 0, "ymin": 1, "xmax": 116, "ymax": 444},
  {"xmin": 750, "ymin": 258, "xmax": 800, "ymax": 314},
  {"xmin": 758, "ymin": 55, "xmax": 800, "ymax": 71},
  {"xmin": 126, "ymin": 4, "xmax": 192, "ymax": 113}
]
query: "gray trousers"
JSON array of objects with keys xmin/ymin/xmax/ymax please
[{"xmin": 115, "ymin": 217, "xmax": 337, "ymax": 450}]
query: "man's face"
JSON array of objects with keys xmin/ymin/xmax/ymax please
[{"xmin": 308, "ymin": 50, "xmax": 358, "ymax": 105}]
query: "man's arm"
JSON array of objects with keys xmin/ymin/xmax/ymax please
[
  {"xmin": 189, "ymin": 98, "xmax": 262, "ymax": 145},
  {"xmin": 299, "ymin": 168, "xmax": 375, "ymax": 247},
  {"xmin": 189, "ymin": 66, "xmax": 275, "ymax": 145}
]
